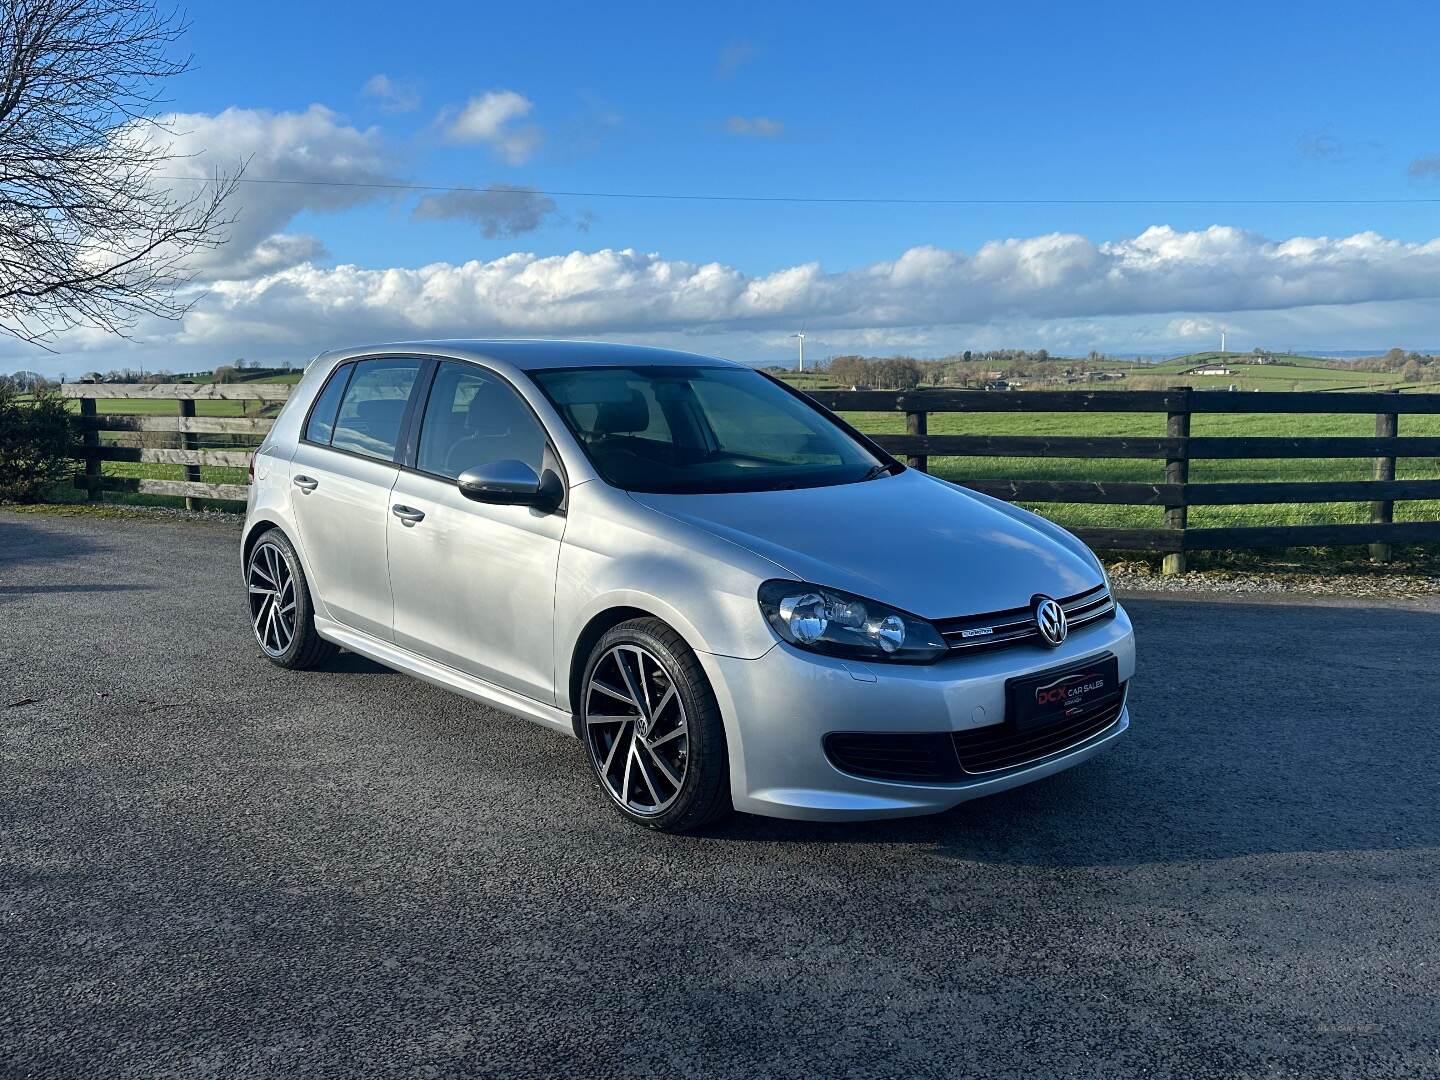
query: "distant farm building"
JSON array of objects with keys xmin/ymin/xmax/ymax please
[{"xmin": 1185, "ymin": 364, "xmax": 1235, "ymax": 376}]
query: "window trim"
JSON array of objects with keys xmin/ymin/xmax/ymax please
[{"xmin": 396, "ymin": 357, "xmax": 439, "ymax": 467}]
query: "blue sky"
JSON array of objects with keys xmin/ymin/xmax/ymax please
[{"xmin": 15, "ymin": 0, "xmax": 1440, "ymax": 374}]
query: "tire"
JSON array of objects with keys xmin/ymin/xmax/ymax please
[
  {"xmin": 245, "ymin": 527, "xmax": 337, "ymax": 671},
  {"xmin": 579, "ymin": 618, "xmax": 731, "ymax": 832}
]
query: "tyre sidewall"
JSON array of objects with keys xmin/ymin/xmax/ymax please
[
  {"xmin": 582, "ymin": 619, "xmax": 729, "ymax": 832},
  {"xmin": 248, "ymin": 529, "xmax": 318, "ymax": 669}
]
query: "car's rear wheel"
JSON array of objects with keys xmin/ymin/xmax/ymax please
[
  {"xmin": 581, "ymin": 618, "xmax": 731, "ymax": 832},
  {"xmin": 246, "ymin": 528, "xmax": 337, "ymax": 670}
]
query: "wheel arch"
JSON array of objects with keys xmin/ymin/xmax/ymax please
[
  {"xmin": 565, "ymin": 605, "xmax": 660, "ymax": 736},
  {"xmin": 241, "ymin": 515, "xmax": 322, "ymax": 608},
  {"xmin": 241, "ymin": 515, "xmax": 286, "ymax": 566}
]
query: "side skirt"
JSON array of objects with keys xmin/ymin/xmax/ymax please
[{"xmin": 314, "ymin": 616, "xmax": 576, "ymax": 737}]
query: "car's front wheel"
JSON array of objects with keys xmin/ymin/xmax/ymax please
[
  {"xmin": 246, "ymin": 528, "xmax": 337, "ymax": 670},
  {"xmin": 580, "ymin": 618, "xmax": 731, "ymax": 832}
]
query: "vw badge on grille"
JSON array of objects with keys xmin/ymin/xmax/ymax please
[{"xmin": 1034, "ymin": 596, "xmax": 1068, "ymax": 647}]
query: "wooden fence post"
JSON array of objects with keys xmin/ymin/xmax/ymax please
[
  {"xmin": 178, "ymin": 398, "xmax": 200, "ymax": 510},
  {"xmin": 79, "ymin": 397, "xmax": 101, "ymax": 501},
  {"xmin": 905, "ymin": 406, "xmax": 929, "ymax": 473},
  {"xmin": 1370, "ymin": 391, "xmax": 1399, "ymax": 563},
  {"xmin": 1162, "ymin": 386, "xmax": 1192, "ymax": 575}
]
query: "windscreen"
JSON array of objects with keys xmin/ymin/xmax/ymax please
[{"xmin": 531, "ymin": 365, "xmax": 887, "ymax": 494}]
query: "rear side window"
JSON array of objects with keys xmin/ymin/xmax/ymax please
[
  {"xmin": 304, "ymin": 363, "xmax": 353, "ymax": 445},
  {"xmin": 330, "ymin": 359, "xmax": 422, "ymax": 461}
]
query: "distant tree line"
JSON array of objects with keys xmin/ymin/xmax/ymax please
[
  {"xmin": 826, "ymin": 355, "xmax": 926, "ymax": 389},
  {"xmin": 1349, "ymin": 348, "xmax": 1437, "ymax": 383},
  {"xmin": 0, "ymin": 358, "xmax": 296, "ymax": 390},
  {"xmin": 817, "ymin": 349, "xmax": 1116, "ymax": 389}
]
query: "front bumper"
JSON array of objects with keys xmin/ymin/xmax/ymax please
[{"xmin": 697, "ymin": 604, "xmax": 1135, "ymax": 821}]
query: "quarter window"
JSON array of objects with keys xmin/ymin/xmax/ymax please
[
  {"xmin": 417, "ymin": 362, "xmax": 547, "ymax": 480},
  {"xmin": 304, "ymin": 363, "xmax": 353, "ymax": 445},
  {"xmin": 330, "ymin": 359, "xmax": 422, "ymax": 461}
]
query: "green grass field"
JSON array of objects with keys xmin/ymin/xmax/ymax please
[
  {"xmin": 1119, "ymin": 358, "xmax": 1407, "ymax": 393},
  {"xmin": 830, "ymin": 408, "xmax": 1440, "ymax": 531}
]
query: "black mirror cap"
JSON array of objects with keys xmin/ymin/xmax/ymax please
[
  {"xmin": 456, "ymin": 461, "xmax": 564, "ymax": 511},
  {"xmin": 535, "ymin": 467, "xmax": 566, "ymax": 511}
]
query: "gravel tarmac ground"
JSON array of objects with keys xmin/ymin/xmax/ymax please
[{"xmin": 2, "ymin": 508, "xmax": 1439, "ymax": 1079}]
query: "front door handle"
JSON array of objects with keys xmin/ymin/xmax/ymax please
[
  {"xmin": 293, "ymin": 474, "xmax": 318, "ymax": 493},
  {"xmin": 391, "ymin": 503, "xmax": 426, "ymax": 526}
]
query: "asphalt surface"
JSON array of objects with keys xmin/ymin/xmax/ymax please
[{"xmin": 2, "ymin": 509, "xmax": 1439, "ymax": 1079}]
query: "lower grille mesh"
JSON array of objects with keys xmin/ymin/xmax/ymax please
[
  {"xmin": 951, "ymin": 692, "xmax": 1126, "ymax": 775},
  {"xmin": 823, "ymin": 731, "xmax": 957, "ymax": 782},
  {"xmin": 823, "ymin": 686, "xmax": 1126, "ymax": 784}
]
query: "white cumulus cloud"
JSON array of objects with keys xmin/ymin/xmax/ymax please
[
  {"xmin": 14, "ymin": 224, "xmax": 1440, "ymax": 372},
  {"xmin": 166, "ymin": 226, "xmax": 1440, "ymax": 350},
  {"xmin": 438, "ymin": 90, "xmax": 540, "ymax": 164},
  {"xmin": 135, "ymin": 105, "xmax": 397, "ymax": 277}
]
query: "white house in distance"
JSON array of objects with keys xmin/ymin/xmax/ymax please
[{"xmin": 1185, "ymin": 363, "xmax": 1235, "ymax": 376}]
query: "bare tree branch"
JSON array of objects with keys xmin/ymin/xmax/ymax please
[{"xmin": 0, "ymin": 0, "xmax": 237, "ymax": 345}]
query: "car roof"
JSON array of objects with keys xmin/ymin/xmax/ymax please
[{"xmin": 316, "ymin": 339, "xmax": 744, "ymax": 373}]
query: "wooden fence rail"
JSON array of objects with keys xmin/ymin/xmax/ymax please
[
  {"xmin": 63, "ymin": 382, "xmax": 290, "ymax": 510},
  {"xmin": 813, "ymin": 385, "xmax": 1440, "ymax": 573},
  {"xmin": 61, "ymin": 381, "xmax": 1440, "ymax": 573}
]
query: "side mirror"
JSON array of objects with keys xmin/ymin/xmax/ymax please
[{"xmin": 457, "ymin": 460, "xmax": 559, "ymax": 509}]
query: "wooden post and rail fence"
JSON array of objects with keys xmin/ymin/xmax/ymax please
[
  {"xmin": 62, "ymin": 382, "xmax": 1440, "ymax": 574},
  {"xmin": 65, "ymin": 382, "xmax": 289, "ymax": 508}
]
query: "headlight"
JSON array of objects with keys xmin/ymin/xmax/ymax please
[{"xmin": 758, "ymin": 580, "xmax": 948, "ymax": 664}]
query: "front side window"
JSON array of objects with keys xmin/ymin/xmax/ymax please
[
  {"xmin": 531, "ymin": 365, "xmax": 885, "ymax": 494},
  {"xmin": 417, "ymin": 362, "xmax": 547, "ymax": 480},
  {"xmin": 330, "ymin": 358, "xmax": 422, "ymax": 461}
]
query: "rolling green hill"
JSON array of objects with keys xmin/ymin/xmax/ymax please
[{"xmin": 1098, "ymin": 353, "xmax": 1407, "ymax": 393}]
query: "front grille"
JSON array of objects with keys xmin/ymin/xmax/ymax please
[
  {"xmin": 950, "ymin": 689, "xmax": 1126, "ymax": 775},
  {"xmin": 823, "ymin": 685, "xmax": 1126, "ymax": 784},
  {"xmin": 933, "ymin": 583, "xmax": 1116, "ymax": 656}
]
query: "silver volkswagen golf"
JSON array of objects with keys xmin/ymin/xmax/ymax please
[{"xmin": 242, "ymin": 341, "xmax": 1134, "ymax": 831}]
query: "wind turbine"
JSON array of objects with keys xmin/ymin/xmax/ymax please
[{"xmin": 790, "ymin": 331, "xmax": 806, "ymax": 373}]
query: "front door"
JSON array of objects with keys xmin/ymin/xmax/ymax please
[
  {"xmin": 288, "ymin": 357, "xmax": 423, "ymax": 641},
  {"xmin": 387, "ymin": 361, "xmax": 566, "ymax": 703}
]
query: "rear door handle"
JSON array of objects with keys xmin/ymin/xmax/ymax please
[
  {"xmin": 293, "ymin": 474, "xmax": 318, "ymax": 493},
  {"xmin": 391, "ymin": 504, "xmax": 425, "ymax": 526}
]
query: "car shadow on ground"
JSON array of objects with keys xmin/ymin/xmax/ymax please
[
  {"xmin": 0, "ymin": 515, "xmax": 112, "ymax": 570},
  {"xmin": 328, "ymin": 651, "xmax": 400, "ymax": 675},
  {"xmin": 692, "ymin": 598, "xmax": 1440, "ymax": 868},
  {"xmin": 0, "ymin": 517, "xmax": 135, "ymax": 606}
]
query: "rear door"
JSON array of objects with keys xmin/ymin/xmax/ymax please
[
  {"xmin": 387, "ymin": 360, "xmax": 566, "ymax": 702},
  {"xmin": 289, "ymin": 357, "xmax": 424, "ymax": 641}
]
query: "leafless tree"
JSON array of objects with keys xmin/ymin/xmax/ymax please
[{"xmin": 0, "ymin": 0, "xmax": 237, "ymax": 347}]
